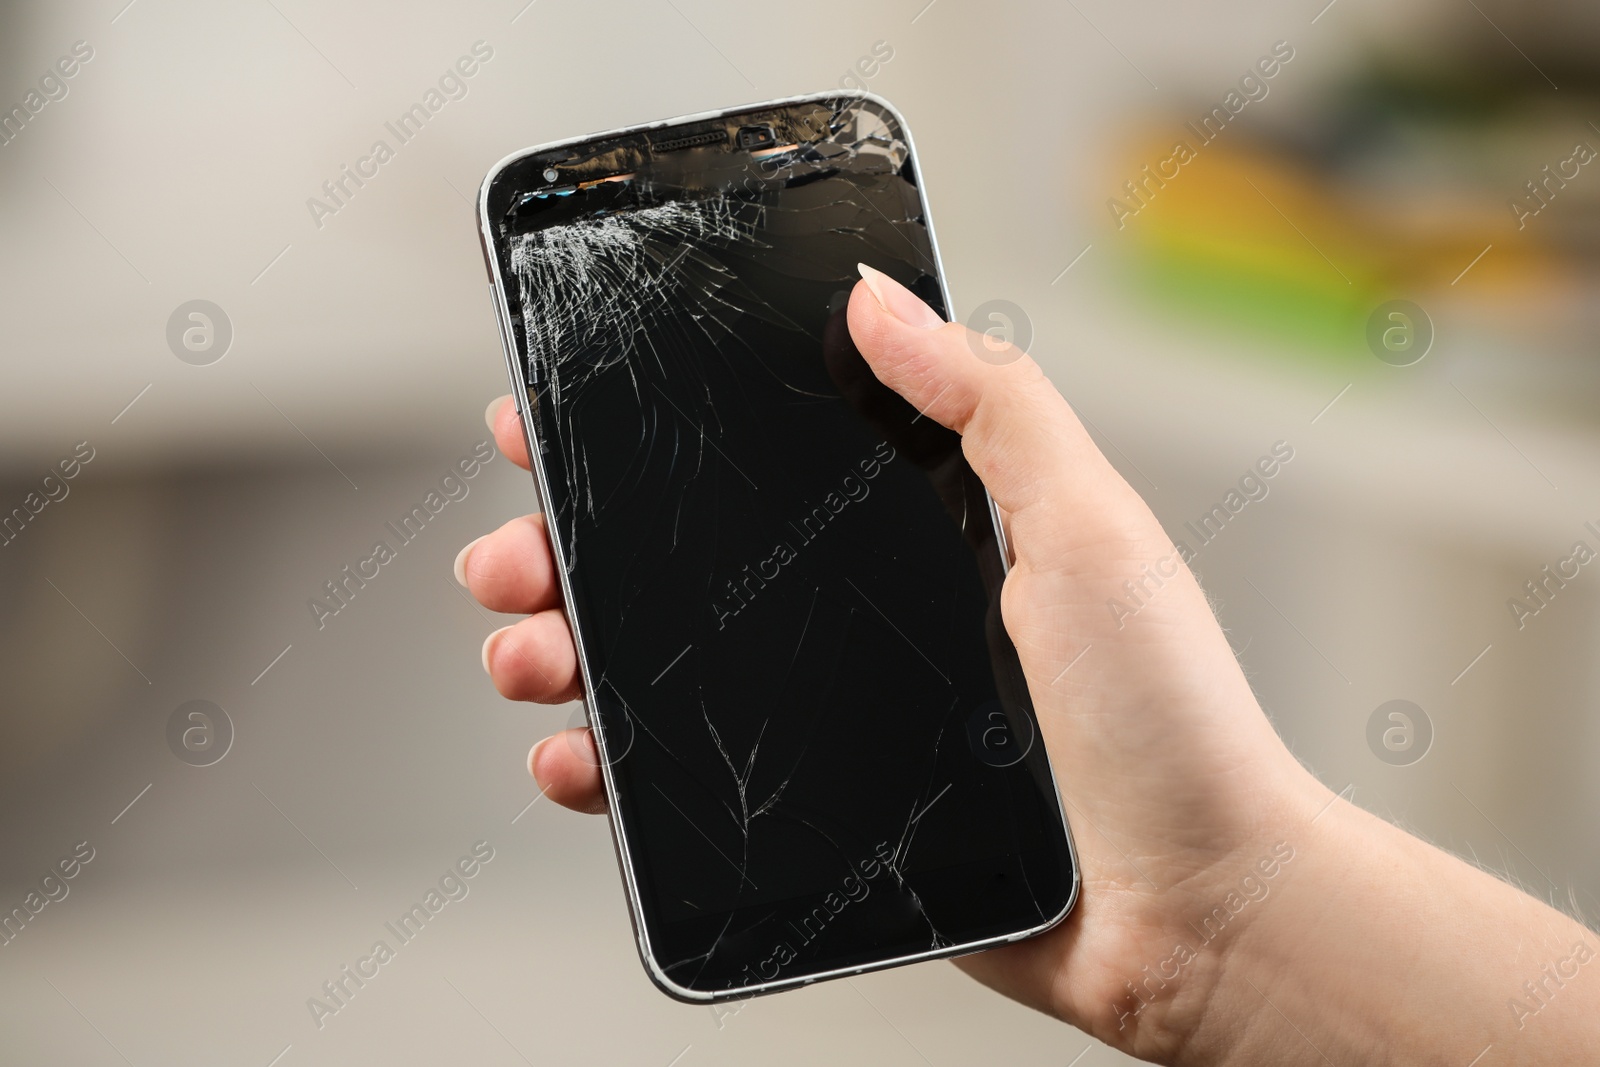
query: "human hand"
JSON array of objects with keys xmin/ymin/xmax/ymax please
[{"xmin": 460, "ymin": 268, "xmax": 1600, "ymax": 1066}]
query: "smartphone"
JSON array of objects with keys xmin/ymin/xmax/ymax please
[{"xmin": 477, "ymin": 91, "xmax": 1077, "ymax": 1002}]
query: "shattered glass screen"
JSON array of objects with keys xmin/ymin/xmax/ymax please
[{"xmin": 486, "ymin": 97, "xmax": 1075, "ymax": 996}]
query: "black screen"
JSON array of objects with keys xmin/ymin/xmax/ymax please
[{"xmin": 484, "ymin": 95, "xmax": 1075, "ymax": 998}]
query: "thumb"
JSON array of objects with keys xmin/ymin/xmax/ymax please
[{"xmin": 847, "ymin": 265, "xmax": 1158, "ymax": 561}]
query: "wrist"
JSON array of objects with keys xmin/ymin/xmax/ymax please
[
  {"xmin": 1190, "ymin": 786, "xmax": 1600, "ymax": 1067},
  {"xmin": 1090, "ymin": 764, "xmax": 1332, "ymax": 1065},
  {"xmin": 1151, "ymin": 768, "xmax": 1335, "ymax": 1067},
  {"xmin": 1191, "ymin": 785, "xmax": 1403, "ymax": 1066}
]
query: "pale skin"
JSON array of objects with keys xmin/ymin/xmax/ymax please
[{"xmin": 459, "ymin": 266, "xmax": 1600, "ymax": 1065}]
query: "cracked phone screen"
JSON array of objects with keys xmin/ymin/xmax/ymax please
[{"xmin": 485, "ymin": 96, "xmax": 1075, "ymax": 998}]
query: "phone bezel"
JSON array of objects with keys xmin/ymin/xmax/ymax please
[{"xmin": 476, "ymin": 89, "xmax": 1080, "ymax": 1003}]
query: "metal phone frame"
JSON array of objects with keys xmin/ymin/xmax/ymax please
[{"xmin": 476, "ymin": 88, "xmax": 1080, "ymax": 1003}]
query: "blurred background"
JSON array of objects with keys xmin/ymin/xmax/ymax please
[{"xmin": 3, "ymin": 0, "xmax": 1598, "ymax": 1063}]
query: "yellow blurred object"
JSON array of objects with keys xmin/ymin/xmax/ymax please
[{"xmin": 1107, "ymin": 132, "xmax": 1561, "ymax": 362}]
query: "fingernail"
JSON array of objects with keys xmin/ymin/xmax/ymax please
[
  {"xmin": 564, "ymin": 726, "xmax": 602, "ymax": 772},
  {"xmin": 857, "ymin": 263, "xmax": 944, "ymax": 329},
  {"xmin": 486, "ymin": 395, "xmax": 509, "ymax": 433},
  {"xmin": 529, "ymin": 736, "xmax": 552, "ymax": 781},
  {"xmin": 482, "ymin": 625, "xmax": 512, "ymax": 674},
  {"xmin": 453, "ymin": 535, "xmax": 485, "ymax": 587}
]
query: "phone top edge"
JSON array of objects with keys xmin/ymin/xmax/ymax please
[{"xmin": 475, "ymin": 89, "xmax": 918, "ymax": 242}]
